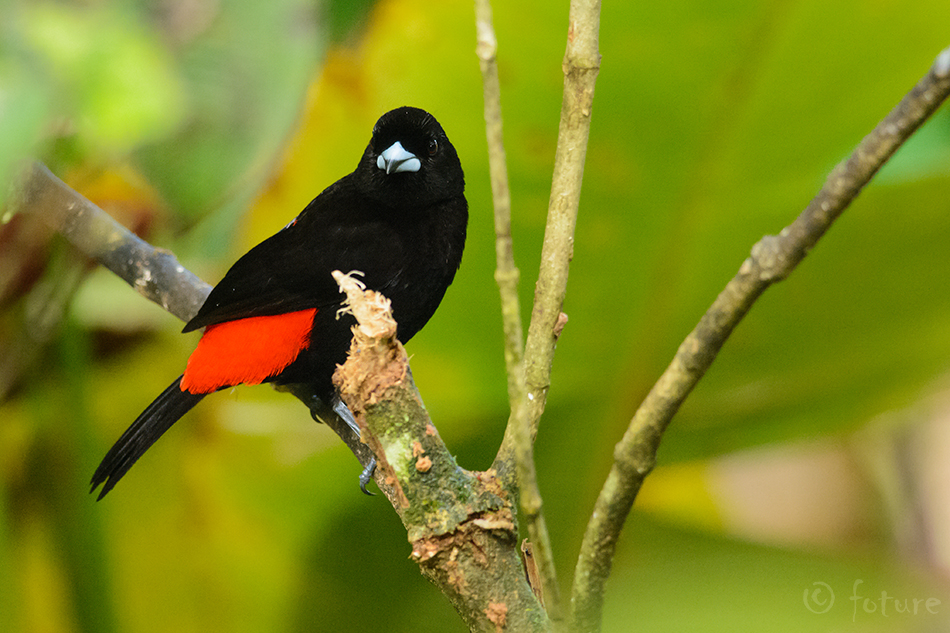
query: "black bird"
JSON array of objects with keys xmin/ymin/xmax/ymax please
[{"xmin": 91, "ymin": 106, "xmax": 467, "ymax": 499}]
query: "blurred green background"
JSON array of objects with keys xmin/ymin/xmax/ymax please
[{"xmin": 2, "ymin": 0, "xmax": 950, "ymax": 631}]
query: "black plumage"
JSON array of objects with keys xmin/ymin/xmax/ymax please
[{"xmin": 91, "ymin": 106, "xmax": 467, "ymax": 499}]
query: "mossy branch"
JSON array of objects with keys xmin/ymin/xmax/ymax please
[{"xmin": 332, "ymin": 272, "xmax": 549, "ymax": 631}]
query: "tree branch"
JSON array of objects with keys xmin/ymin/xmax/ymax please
[
  {"xmin": 510, "ymin": 0, "xmax": 600, "ymax": 453},
  {"xmin": 568, "ymin": 45, "xmax": 950, "ymax": 633},
  {"xmin": 517, "ymin": 0, "xmax": 601, "ymax": 443},
  {"xmin": 9, "ymin": 161, "xmax": 211, "ymax": 321},
  {"xmin": 475, "ymin": 0, "xmax": 562, "ymax": 617},
  {"xmin": 488, "ymin": 0, "xmax": 602, "ymax": 624},
  {"xmin": 475, "ymin": 0, "xmax": 523, "ymax": 413},
  {"xmin": 332, "ymin": 272, "xmax": 549, "ymax": 632}
]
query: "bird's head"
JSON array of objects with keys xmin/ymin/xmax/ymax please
[{"xmin": 357, "ymin": 106, "xmax": 465, "ymax": 208}]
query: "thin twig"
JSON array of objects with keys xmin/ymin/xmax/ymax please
[
  {"xmin": 475, "ymin": 0, "xmax": 526, "ymax": 449},
  {"xmin": 474, "ymin": 0, "xmax": 531, "ymax": 477},
  {"xmin": 491, "ymin": 0, "xmax": 602, "ymax": 622},
  {"xmin": 475, "ymin": 0, "xmax": 558, "ymax": 613},
  {"xmin": 518, "ymin": 0, "xmax": 602, "ymax": 441},
  {"xmin": 568, "ymin": 45, "xmax": 950, "ymax": 633}
]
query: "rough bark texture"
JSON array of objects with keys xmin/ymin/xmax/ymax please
[{"xmin": 333, "ymin": 273, "xmax": 549, "ymax": 631}]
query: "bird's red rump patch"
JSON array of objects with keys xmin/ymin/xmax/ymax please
[{"xmin": 180, "ymin": 308, "xmax": 317, "ymax": 394}]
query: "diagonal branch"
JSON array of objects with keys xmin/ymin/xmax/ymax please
[
  {"xmin": 9, "ymin": 161, "xmax": 211, "ymax": 321},
  {"xmin": 332, "ymin": 272, "xmax": 548, "ymax": 632},
  {"xmin": 568, "ymin": 45, "xmax": 950, "ymax": 633}
]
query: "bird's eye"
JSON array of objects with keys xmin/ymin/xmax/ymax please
[{"xmin": 428, "ymin": 138, "xmax": 439, "ymax": 156}]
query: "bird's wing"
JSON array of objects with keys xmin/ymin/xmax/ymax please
[{"xmin": 183, "ymin": 181, "xmax": 406, "ymax": 333}]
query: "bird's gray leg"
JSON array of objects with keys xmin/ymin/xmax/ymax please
[{"xmin": 332, "ymin": 399, "xmax": 377, "ymax": 495}]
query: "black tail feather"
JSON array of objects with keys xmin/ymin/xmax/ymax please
[{"xmin": 91, "ymin": 375, "xmax": 205, "ymax": 500}]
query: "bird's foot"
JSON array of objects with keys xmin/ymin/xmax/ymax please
[
  {"xmin": 332, "ymin": 399, "xmax": 376, "ymax": 495},
  {"xmin": 359, "ymin": 458, "xmax": 377, "ymax": 496}
]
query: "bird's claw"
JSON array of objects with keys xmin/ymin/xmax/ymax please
[
  {"xmin": 332, "ymin": 400, "xmax": 376, "ymax": 495},
  {"xmin": 359, "ymin": 458, "xmax": 377, "ymax": 496}
]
